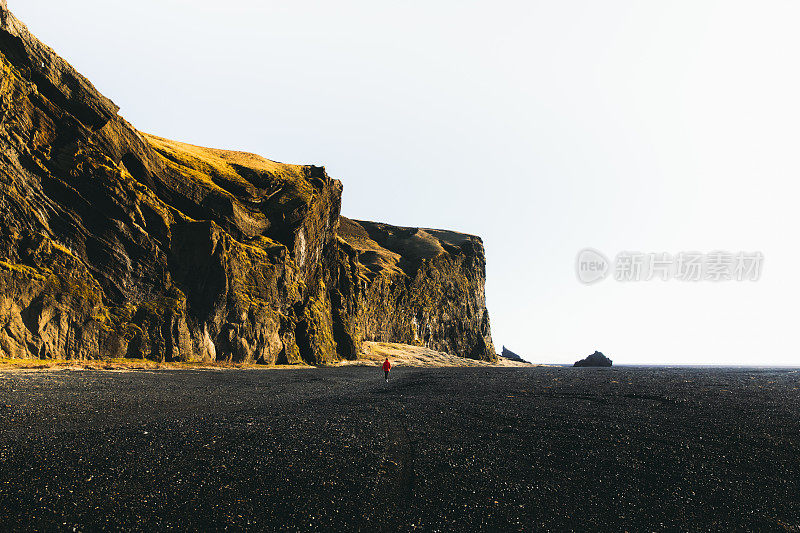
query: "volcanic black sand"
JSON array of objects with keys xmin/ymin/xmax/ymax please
[{"xmin": 0, "ymin": 367, "xmax": 798, "ymax": 531}]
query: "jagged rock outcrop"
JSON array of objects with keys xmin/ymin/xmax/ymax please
[
  {"xmin": 500, "ymin": 346, "xmax": 526, "ymax": 362},
  {"xmin": 574, "ymin": 351, "xmax": 613, "ymax": 367},
  {"xmin": 0, "ymin": 2, "xmax": 495, "ymax": 363},
  {"xmin": 331, "ymin": 218, "xmax": 495, "ymax": 360}
]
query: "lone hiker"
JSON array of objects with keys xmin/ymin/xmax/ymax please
[{"xmin": 383, "ymin": 357, "xmax": 391, "ymax": 382}]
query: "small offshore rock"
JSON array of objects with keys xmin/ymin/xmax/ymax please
[{"xmin": 574, "ymin": 351, "xmax": 613, "ymax": 367}]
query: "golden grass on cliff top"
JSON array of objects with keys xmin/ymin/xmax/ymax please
[{"xmin": 144, "ymin": 134, "xmax": 304, "ymax": 180}]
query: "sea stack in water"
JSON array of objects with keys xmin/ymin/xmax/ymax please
[
  {"xmin": 0, "ymin": 2, "xmax": 495, "ymax": 364},
  {"xmin": 574, "ymin": 351, "xmax": 613, "ymax": 367}
]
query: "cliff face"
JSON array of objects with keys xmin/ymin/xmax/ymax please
[
  {"xmin": 0, "ymin": 2, "xmax": 495, "ymax": 363},
  {"xmin": 332, "ymin": 219, "xmax": 495, "ymax": 360}
]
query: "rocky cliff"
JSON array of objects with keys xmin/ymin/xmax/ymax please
[
  {"xmin": 0, "ymin": 2, "xmax": 495, "ymax": 363},
  {"xmin": 332, "ymin": 218, "xmax": 494, "ymax": 360}
]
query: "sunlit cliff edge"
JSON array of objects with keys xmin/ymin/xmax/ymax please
[{"xmin": 0, "ymin": 1, "xmax": 495, "ymax": 365}]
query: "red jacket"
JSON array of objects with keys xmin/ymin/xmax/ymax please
[{"xmin": 383, "ymin": 360, "xmax": 391, "ymax": 371}]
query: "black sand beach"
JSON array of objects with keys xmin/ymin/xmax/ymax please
[{"xmin": 1, "ymin": 367, "xmax": 798, "ymax": 531}]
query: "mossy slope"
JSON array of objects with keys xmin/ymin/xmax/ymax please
[{"xmin": 0, "ymin": 2, "xmax": 493, "ymax": 363}]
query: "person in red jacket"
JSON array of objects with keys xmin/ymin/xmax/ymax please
[{"xmin": 382, "ymin": 357, "xmax": 391, "ymax": 382}]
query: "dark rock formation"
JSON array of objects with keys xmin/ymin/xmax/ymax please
[
  {"xmin": 0, "ymin": 2, "xmax": 495, "ymax": 363},
  {"xmin": 574, "ymin": 351, "xmax": 613, "ymax": 367},
  {"xmin": 332, "ymin": 218, "xmax": 495, "ymax": 360},
  {"xmin": 500, "ymin": 346, "xmax": 526, "ymax": 362}
]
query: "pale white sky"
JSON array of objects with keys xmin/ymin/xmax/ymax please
[{"xmin": 12, "ymin": 0, "xmax": 800, "ymax": 365}]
